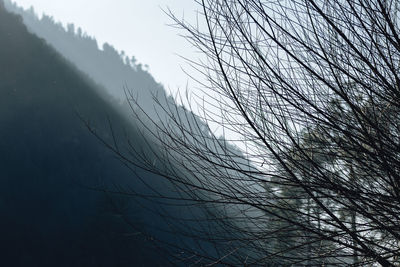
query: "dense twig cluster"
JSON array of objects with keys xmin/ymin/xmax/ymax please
[{"xmin": 107, "ymin": 0, "xmax": 400, "ymax": 265}]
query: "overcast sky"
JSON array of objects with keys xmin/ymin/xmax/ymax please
[{"xmin": 11, "ymin": 0, "xmax": 201, "ymax": 95}]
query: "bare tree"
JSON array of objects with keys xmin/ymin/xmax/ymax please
[{"xmin": 103, "ymin": 0, "xmax": 400, "ymax": 265}]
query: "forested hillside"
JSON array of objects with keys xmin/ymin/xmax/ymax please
[
  {"xmin": 0, "ymin": 2, "xmax": 259, "ymax": 265},
  {"xmin": 0, "ymin": 3, "xmax": 175, "ymax": 266},
  {"xmin": 0, "ymin": 1, "xmax": 293, "ymax": 265}
]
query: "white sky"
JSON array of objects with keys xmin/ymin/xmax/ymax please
[{"xmin": 11, "ymin": 0, "xmax": 202, "ymax": 95}]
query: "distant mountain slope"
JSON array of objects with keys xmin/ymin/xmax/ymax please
[
  {"xmin": 0, "ymin": 3, "xmax": 175, "ymax": 266},
  {"xmin": 4, "ymin": 0, "xmax": 170, "ymax": 119},
  {"xmin": 2, "ymin": 1, "xmax": 228, "ymax": 142}
]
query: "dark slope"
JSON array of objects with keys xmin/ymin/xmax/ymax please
[
  {"xmin": 0, "ymin": 4, "xmax": 171, "ymax": 266},
  {"xmin": 0, "ymin": 2, "xmax": 259, "ymax": 266}
]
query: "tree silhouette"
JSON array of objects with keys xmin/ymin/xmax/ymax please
[{"xmin": 93, "ymin": 0, "xmax": 400, "ymax": 265}]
